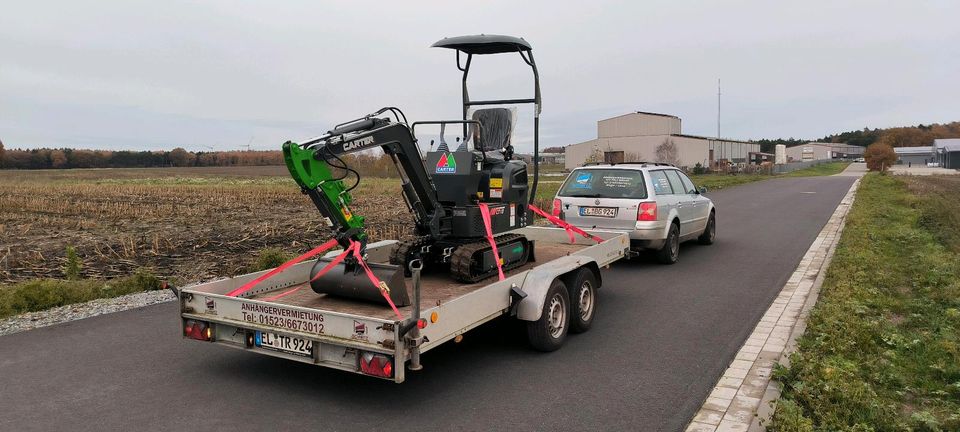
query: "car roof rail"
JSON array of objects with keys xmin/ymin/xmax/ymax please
[
  {"xmin": 579, "ymin": 161, "xmax": 674, "ymax": 168},
  {"xmin": 616, "ymin": 161, "xmax": 674, "ymax": 167}
]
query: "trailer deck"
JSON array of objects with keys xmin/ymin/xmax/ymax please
[
  {"xmin": 179, "ymin": 227, "xmax": 629, "ymax": 382},
  {"xmin": 236, "ymin": 241, "xmax": 583, "ymax": 320}
]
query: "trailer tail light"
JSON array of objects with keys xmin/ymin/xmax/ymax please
[
  {"xmin": 184, "ymin": 320, "xmax": 212, "ymax": 341},
  {"xmin": 637, "ymin": 202, "xmax": 657, "ymax": 221},
  {"xmin": 551, "ymin": 199, "xmax": 562, "ymax": 217},
  {"xmin": 359, "ymin": 352, "xmax": 394, "ymax": 378}
]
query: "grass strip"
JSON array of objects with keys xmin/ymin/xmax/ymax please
[
  {"xmin": 0, "ymin": 269, "xmax": 163, "ymax": 319},
  {"xmin": 770, "ymin": 174, "xmax": 960, "ymax": 431},
  {"xmin": 783, "ymin": 161, "xmax": 851, "ymax": 177}
]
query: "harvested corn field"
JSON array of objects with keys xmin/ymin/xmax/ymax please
[{"xmin": 0, "ymin": 167, "xmax": 411, "ymax": 284}]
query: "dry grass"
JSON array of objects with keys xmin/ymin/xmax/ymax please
[
  {"xmin": 904, "ymin": 175, "xmax": 960, "ymax": 253},
  {"xmin": 771, "ymin": 174, "xmax": 960, "ymax": 431},
  {"xmin": 0, "ymin": 165, "xmax": 607, "ymax": 285},
  {"xmin": 0, "ymin": 167, "xmax": 410, "ymax": 284}
]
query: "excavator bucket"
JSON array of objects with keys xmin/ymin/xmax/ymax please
[{"xmin": 309, "ymin": 258, "xmax": 410, "ymax": 307}]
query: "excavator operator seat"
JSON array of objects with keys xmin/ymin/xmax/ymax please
[{"xmin": 471, "ymin": 108, "xmax": 513, "ymax": 152}]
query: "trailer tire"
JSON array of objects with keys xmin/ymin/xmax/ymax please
[
  {"xmin": 568, "ymin": 268, "xmax": 597, "ymax": 334},
  {"xmin": 526, "ymin": 278, "xmax": 570, "ymax": 352}
]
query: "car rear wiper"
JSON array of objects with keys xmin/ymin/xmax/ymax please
[{"xmin": 566, "ymin": 193, "xmax": 603, "ymax": 198}]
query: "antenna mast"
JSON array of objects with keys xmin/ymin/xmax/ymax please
[{"xmin": 717, "ymin": 78, "xmax": 721, "ymax": 139}]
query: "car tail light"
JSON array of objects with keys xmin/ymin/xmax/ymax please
[
  {"xmin": 637, "ymin": 202, "xmax": 657, "ymax": 221},
  {"xmin": 184, "ymin": 319, "xmax": 212, "ymax": 341},
  {"xmin": 359, "ymin": 352, "xmax": 394, "ymax": 378},
  {"xmin": 551, "ymin": 198, "xmax": 562, "ymax": 217}
]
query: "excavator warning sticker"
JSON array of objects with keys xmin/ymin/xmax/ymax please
[
  {"xmin": 436, "ymin": 153, "xmax": 457, "ymax": 173},
  {"xmin": 489, "ymin": 178, "xmax": 503, "ymax": 188}
]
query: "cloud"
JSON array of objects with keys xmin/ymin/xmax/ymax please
[{"xmin": 1, "ymin": 0, "xmax": 958, "ymax": 152}]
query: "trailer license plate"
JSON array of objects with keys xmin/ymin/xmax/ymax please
[
  {"xmin": 580, "ymin": 206, "xmax": 617, "ymax": 217},
  {"xmin": 255, "ymin": 331, "xmax": 313, "ymax": 357}
]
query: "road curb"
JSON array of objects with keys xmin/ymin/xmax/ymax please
[{"xmin": 685, "ymin": 177, "xmax": 862, "ymax": 432}]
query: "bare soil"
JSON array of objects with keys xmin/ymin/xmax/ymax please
[{"xmin": 0, "ymin": 167, "xmax": 412, "ymax": 284}]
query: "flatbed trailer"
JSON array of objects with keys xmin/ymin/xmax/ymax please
[{"xmin": 177, "ymin": 227, "xmax": 628, "ymax": 383}]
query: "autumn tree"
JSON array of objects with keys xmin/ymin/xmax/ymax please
[
  {"xmin": 49, "ymin": 149, "xmax": 68, "ymax": 168},
  {"xmin": 68, "ymin": 150, "xmax": 103, "ymax": 168},
  {"xmin": 655, "ymin": 138, "xmax": 681, "ymax": 167},
  {"xmin": 168, "ymin": 147, "xmax": 192, "ymax": 167},
  {"xmin": 0, "ymin": 138, "xmax": 5, "ymax": 168},
  {"xmin": 877, "ymin": 127, "xmax": 933, "ymax": 148},
  {"xmin": 864, "ymin": 143, "xmax": 897, "ymax": 172}
]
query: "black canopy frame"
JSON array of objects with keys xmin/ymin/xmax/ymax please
[{"xmin": 432, "ymin": 34, "xmax": 543, "ymax": 204}]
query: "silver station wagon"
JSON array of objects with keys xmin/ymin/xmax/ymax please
[{"xmin": 551, "ymin": 163, "xmax": 716, "ymax": 264}]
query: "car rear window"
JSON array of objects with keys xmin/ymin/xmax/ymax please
[{"xmin": 558, "ymin": 169, "xmax": 648, "ymax": 199}]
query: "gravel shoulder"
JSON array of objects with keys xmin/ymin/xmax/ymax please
[{"xmin": 0, "ymin": 290, "xmax": 175, "ymax": 337}]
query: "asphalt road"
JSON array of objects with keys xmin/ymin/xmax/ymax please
[{"xmin": 0, "ymin": 175, "xmax": 856, "ymax": 432}]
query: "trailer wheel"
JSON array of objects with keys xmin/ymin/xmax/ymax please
[
  {"xmin": 568, "ymin": 268, "xmax": 597, "ymax": 334},
  {"xmin": 526, "ymin": 278, "xmax": 570, "ymax": 352}
]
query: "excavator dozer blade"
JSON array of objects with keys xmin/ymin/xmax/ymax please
[{"xmin": 309, "ymin": 258, "xmax": 410, "ymax": 307}]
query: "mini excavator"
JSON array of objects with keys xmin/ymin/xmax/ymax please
[{"xmin": 281, "ymin": 35, "xmax": 543, "ymax": 307}]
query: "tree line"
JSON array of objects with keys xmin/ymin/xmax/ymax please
[
  {"xmin": 1, "ymin": 120, "xmax": 957, "ymax": 170},
  {"xmin": 0, "ymin": 145, "xmax": 285, "ymax": 170},
  {"xmin": 0, "ymin": 141, "xmax": 403, "ymax": 178},
  {"xmin": 756, "ymin": 121, "xmax": 960, "ymax": 153}
]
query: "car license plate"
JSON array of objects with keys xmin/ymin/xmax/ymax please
[
  {"xmin": 580, "ymin": 206, "xmax": 617, "ymax": 217},
  {"xmin": 255, "ymin": 331, "xmax": 313, "ymax": 357}
]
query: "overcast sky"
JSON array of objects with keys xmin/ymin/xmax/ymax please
[{"xmin": 2, "ymin": 1, "xmax": 958, "ymax": 153}]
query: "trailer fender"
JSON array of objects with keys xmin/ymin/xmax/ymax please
[{"xmin": 516, "ymin": 255, "xmax": 597, "ymax": 321}]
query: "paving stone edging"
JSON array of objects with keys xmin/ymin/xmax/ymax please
[{"xmin": 686, "ymin": 177, "xmax": 861, "ymax": 432}]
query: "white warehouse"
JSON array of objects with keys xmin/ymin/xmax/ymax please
[{"xmin": 564, "ymin": 112, "xmax": 760, "ymax": 170}]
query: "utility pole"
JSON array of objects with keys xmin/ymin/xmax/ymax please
[{"xmin": 717, "ymin": 78, "xmax": 721, "ymax": 139}]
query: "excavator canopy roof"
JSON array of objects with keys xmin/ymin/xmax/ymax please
[{"xmin": 432, "ymin": 34, "xmax": 532, "ymax": 55}]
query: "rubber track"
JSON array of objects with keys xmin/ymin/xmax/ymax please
[
  {"xmin": 389, "ymin": 235, "xmax": 434, "ymax": 275},
  {"xmin": 450, "ymin": 233, "xmax": 529, "ymax": 283}
]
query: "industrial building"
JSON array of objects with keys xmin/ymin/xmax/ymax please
[
  {"xmin": 934, "ymin": 139, "xmax": 960, "ymax": 169},
  {"xmin": 564, "ymin": 112, "xmax": 759, "ymax": 170},
  {"xmin": 784, "ymin": 142, "xmax": 864, "ymax": 162},
  {"xmin": 539, "ymin": 149, "xmax": 565, "ymax": 165},
  {"xmin": 894, "ymin": 146, "xmax": 934, "ymax": 166}
]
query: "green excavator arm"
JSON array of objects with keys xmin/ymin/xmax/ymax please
[{"xmin": 282, "ymin": 141, "xmax": 366, "ymax": 241}]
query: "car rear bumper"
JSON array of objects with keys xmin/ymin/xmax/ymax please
[
  {"xmin": 586, "ymin": 223, "xmax": 667, "ymax": 250},
  {"xmin": 558, "ymin": 221, "xmax": 668, "ymax": 250},
  {"xmin": 630, "ymin": 226, "xmax": 667, "ymax": 249},
  {"xmin": 630, "ymin": 238, "xmax": 666, "ymax": 250}
]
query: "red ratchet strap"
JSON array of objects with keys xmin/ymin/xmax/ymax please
[
  {"xmin": 265, "ymin": 243, "xmax": 357, "ymax": 301},
  {"xmin": 528, "ymin": 204, "xmax": 605, "ymax": 244},
  {"xmin": 310, "ymin": 241, "xmax": 358, "ymax": 283},
  {"xmin": 349, "ymin": 240, "xmax": 403, "ymax": 319},
  {"xmin": 477, "ymin": 203, "xmax": 505, "ymax": 281},
  {"xmin": 264, "ymin": 286, "xmax": 301, "ymax": 302},
  {"xmin": 226, "ymin": 239, "xmax": 339, "ymax": 297},
  {"xmin": 227, "ymin": 238, "xmax": 403, "ymax": 320}
]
